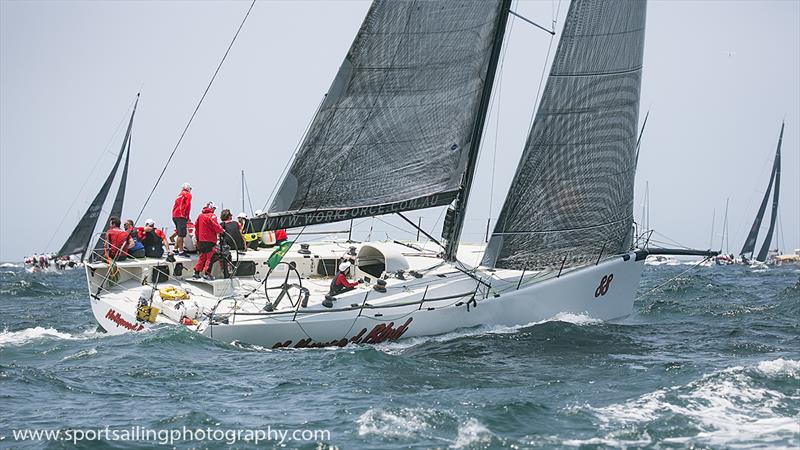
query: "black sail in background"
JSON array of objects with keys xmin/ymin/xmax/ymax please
[
  {"xmin": 265, "ymin": 0, "xmax": 507, "ymax": 230},
  {"xmin": 740, "ymin": 124, "xmax": 783, "ymax": 259},
  {"xmin": 90, "ymin": 141, "xmax": 131, "ymax": 261},
  {"xmin": 755, "ymin": 123, "xmax": 783, "ymax": 262},
  {"xmin": 483, "ymin": 0, "xmax": 647, "ymax": 270},
  {"xmin": 58, "ymin": 96, "xmax": 138, "ymax": 259}
]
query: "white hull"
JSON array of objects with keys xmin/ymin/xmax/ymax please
[{"xmin": 85, "ymin": 242, "xmax": 644, "ymax": 347}]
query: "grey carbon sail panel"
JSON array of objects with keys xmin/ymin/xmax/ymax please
[
  {"xmin": 755, "ymin": 123, "xmax": 783, "ymax": 262},
  {"xmin": 483, "ymin": 0, "xmax": 647, "ymax": 270},
  {"xmin": 740, "ymin": 125, "xmax": 783, "ymax": 259},
  {"xmin": 266, "ymin": 0, "xmax": 506, "ymax": 229}
]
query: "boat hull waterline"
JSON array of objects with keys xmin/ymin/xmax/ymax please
[{"xmin": 87, "ymin": 250, "xmax": 644, "ymax": 348}]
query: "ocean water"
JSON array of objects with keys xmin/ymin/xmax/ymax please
[{"xmin": 0, "ymin": 263, "xmax": 798, "ymax": 449}]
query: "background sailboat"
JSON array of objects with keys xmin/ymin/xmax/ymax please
[{"xmin": 739, "ymin": 122, "xmax": 783, "ymax": 265}]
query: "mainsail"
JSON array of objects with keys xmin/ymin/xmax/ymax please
[
  {"xmin": 483, "ymin": 0, "xmax": 647, "ymax": 270},
  {"xmin": 57, "ymin": 96, "xmax": 138, "ymax": 259},
  {"xmin": 753, "ymin": 123, "xmax": 783, "ymax": 262},
  {"xmin": 265, "ymin": 0, "xmax": 509, "ymax": 230}
]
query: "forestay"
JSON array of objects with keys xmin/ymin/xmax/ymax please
[
  {"xmin": 266, "ymin": 0, "xmax": 507, "ymax": 230},
  {"xmin": 483, "ymin": 0, "xmax": 647, "ymax": 270}
]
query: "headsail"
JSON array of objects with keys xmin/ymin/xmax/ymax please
[
  {"xmin": 740, "ymin": 123, "xmax": 783, "ymax": 260},
  {"xmin": 483, "ymin": 0, "xmax": 647, "ymax": 270},
  {"xmin": 754, "ymin": 123, "xmax": 783, "ymax": 262},
  {"xmin": 58, "ymin": 95, "xmax": 138, "ymax": 260},
  {"xmin": 90, "ymin": 139, "xmax": 131, "ymax": 261},
  {"xmin": 57, "ymin": 97, "xmax": 138, "ymax": 258},
  {"xmin": 265, "ymin": 0, "xmax": 509, "ymax": 230}
]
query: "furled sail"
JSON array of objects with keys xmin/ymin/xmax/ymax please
[
  {"xmin": 483, "ymin": 0, "xmax": 647, "ymax": 270},
  {"xmin": 58, "ymin": 96, "xmax": 138, "ymax": 259},
  {"xmin": 740, "ymin": 124, "xmax": 783, "ymax": 260},
  {"xmin": 265, "ymin": 0, "xmax": 509, "ymax": 230},
  {"xmin": 754, "ymin": 123, "xmax": 783, "ymax": 262}
]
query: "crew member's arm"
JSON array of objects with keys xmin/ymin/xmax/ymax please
[
  {"xmin": 157, "ymin": 230, "xmax": 172, "ymax": 255},
  {"xmin": 338, "ymin": 273, "xmax": 360, "ymax": 289}
]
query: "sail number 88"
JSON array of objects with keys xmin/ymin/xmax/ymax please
[{"xmin": 594, "ymin": 274, "xmax": 614, "ymax": 297}]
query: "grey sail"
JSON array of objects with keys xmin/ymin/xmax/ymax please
[
  {"xmin": 740, "ymin": 125, "xmax": 783, "ymax": 259},
  {"xmin": 754, "ymin": 123, "xmax": 783, "ymax": 262},
  {"xmin": 266, "ymin": 0, "xmax": 509, "ymax": 230},
  {"xmin": 483, "ymin": 0, "xmax": 647, "ymax": 270},
  {"xmin": 58, "ymin": 95, "xmax": 138, "ymax": 260},
  {"xmin": 90, "ymin": 141, "xmax": 131, "ymax": 261}
]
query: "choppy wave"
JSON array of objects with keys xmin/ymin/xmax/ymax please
[
  {"xmin": 452, "ymin": 418, "xmax": 493, "ymax": 449},
  {"xmin": 375, "ymin": 312, "xmax": 602, "ymax": 354},
  {"xmin": 0, "ymin": 262, "xmax": 21, "ymax": 268},
  {"xmin": 577, "ymin": 358, "xmax": 800, "ymax": 448},
  {"xmin": 0, "ymin": 326, "xmax": 100, "ymax": 347},
  {"xmin": 357, "ymin": 407, "xmax": 439, "ymax": 439}
]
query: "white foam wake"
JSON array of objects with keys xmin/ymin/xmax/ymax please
[
  {"xmin": 452, "ymin": 418, "xmax": 492, "ymax": 448},
  {"xmin": 0, "ymin": 326, "xmax": 100, "ymax": 347},
  {"xmin": 0, "ymin": 327, "xmax": 74, "ymax": 347},
  {"xmin": 356, "ymin": 407, "xmax": 433, "ymax": 438},
  {"xmin": 0, "ymin": 262, "xmax": 21, "ymax": 268},
  {"xmin": 579, "ymin": 359, "xmax": 800, "ymax": 448}
]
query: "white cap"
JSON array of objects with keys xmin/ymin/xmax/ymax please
[
  {"xmin": 144, "ymin": 218, "xmax": 155, "ymax": 226},
  {"xmin": 182, "ymin": 182, "xmax": 192, "ymax": 191},
  {"xmin": 338, "ymin": 261, "xmax": 352, "ymax": 272},
  {"xmin": 205, "ymin": 201, "xmax": 216, "ymax": 210},
  {"xmin": 237, "ymin": 212, "xmax": 248, "ymax": 219},
  {"xmin": 254, "ymin": 209, "xmax": 264, "ymax": 216}
]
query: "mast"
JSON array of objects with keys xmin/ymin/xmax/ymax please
[
  {"xmin": 709, "ymin": 208, "xmax": 715, "ymax": 250},
  {"xmin": 443, "ymin": 0, "xmax": 512, "ymax": 261},
  {"xmin": 755, "ymin": 122, "xmax": 783, "ymax": 262},
  {"xmin": 720, "ymin": 197, "xmax": 729, "ymax": 253},
  {"xmin": 241, "ymin": 170, "xmax": 245, "ymax": 213}
]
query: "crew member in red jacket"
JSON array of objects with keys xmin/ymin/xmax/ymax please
[
  {"xmin": 193, "ymin": 201, "xmax": 224, "ymax": 280},
  {"xmin": 172, "ymin": 182, "xmax": 192, "ymax": 255},
  {"xmin": 328, "ymin": 261, "xmax": 360, "ymax": 296},
  {"xmin": 274, "ymin": 228, "xmax": 288, "ymax": 244}
]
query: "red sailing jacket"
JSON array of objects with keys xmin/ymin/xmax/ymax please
[
  {"xmin": 172, "ymin": 189, "xmax": 192, "ymax": 219},
  {"xmin": 275, "ymin": 229, "xmax": 287, "ymax": 242},
  {"xmin": 334, "ymin": 273, "xmax": 359, "ymax": 289},
  {"xmin": 195, "ymin": 207, "xmax": 224, "ymax": 243}
]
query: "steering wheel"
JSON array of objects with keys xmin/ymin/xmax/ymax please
[{"xmin": 263, "ymin": 261, "xmax": 307, "ymax": 312}]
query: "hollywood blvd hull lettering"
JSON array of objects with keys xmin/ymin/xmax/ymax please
[{"xmin": 272, "ymin": 318, "xmax": 413, "ymax": 349}]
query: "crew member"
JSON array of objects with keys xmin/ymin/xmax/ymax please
[
  {"xmin": 104, "ymin": 216, "xmax": 131, "ymax": 260},
  {"xmin": 275, "ymin": 228, "xmax": 288, "ymax": 244},
  {"xmin": 328, "ymin": 261, "xmax": 360, "ymax": 296},
  {"xmin": 194, "ymin": 201, "xmax": 224, "ymax": 280},
  {"xmin": 137, "ymin": 219, "xmax": 172, "ymax": 258},
  {"xmin": 123, "ymin": 219, "xmax": 146, "ymax": 258},
  {"xmin": 172, "ymin": 182, "xmax": 192, "ymax": 256},
  {"xmin": 220, "ymin": 209, "xmax": 246, "ymax": 252}
]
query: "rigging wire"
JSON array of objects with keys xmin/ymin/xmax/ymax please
[{"xmin": 135, "ymin": 0, "xmax": 256, "ymax": 224}]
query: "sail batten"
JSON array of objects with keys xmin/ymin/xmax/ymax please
[
  {"xmin": 265, "ymin": 0, "xmax": 508, "ymax": 231},
  {"xmin": 483, "ymin": 0, "xmax": 647, "ymax": 270}
]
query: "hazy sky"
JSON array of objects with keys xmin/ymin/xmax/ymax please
[{"xmin": 1, "ymin": 0, "xmax": 798, "ymax": 261}]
